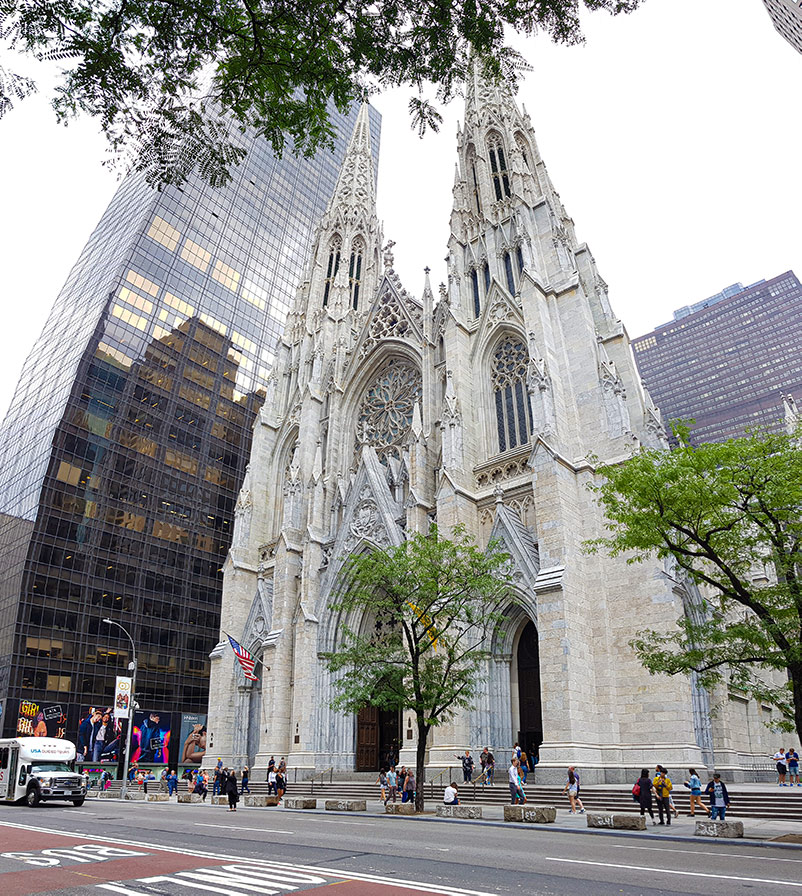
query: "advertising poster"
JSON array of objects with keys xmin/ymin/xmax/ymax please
[
  {"xmin": 178, "ymin": 713, "xmax": 207, "ymax": 764},
  {"xmin": 114, "ymin": 676, "xmax": 132, "ymax": 719},
  {"xmin": 132, "ymin": 710, "xmax": 171, "ymax": 764},
  {"xmin": 16, "ymin": 699, "xmax": 68, "ymax": 739},
  {"xmin": 76, "ymin": 705, "xmax": 122, "ymax": 763}
]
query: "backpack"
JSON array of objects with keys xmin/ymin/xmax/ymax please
[{"xmin": 631, "ymin": 781, "xmax": 641, "ymax": 801}]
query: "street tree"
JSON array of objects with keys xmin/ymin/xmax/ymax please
[
  {"xmin": 587, "ymin": 423, "xmax": 802, "ymax": 744},
  {"xmin": 1, "ymin": 1, "xmax": 646, "ymax": 186},
  {"xmin": 323, "ymin": 524, "xmax": 514, "ymax": 812}
]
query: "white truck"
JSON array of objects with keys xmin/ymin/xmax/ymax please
[{"xmin": 0, "ymin": 737, "xmax": 88, "ymax": 806}]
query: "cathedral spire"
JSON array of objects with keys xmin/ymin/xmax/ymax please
[{"xmin": 325, "ymin": 100, "xmax": 376, "ymax": 219}]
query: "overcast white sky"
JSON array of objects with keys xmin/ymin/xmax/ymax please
[{"xmin": 0, "ymin": 0, "xmax": 800, "ymax": 422}]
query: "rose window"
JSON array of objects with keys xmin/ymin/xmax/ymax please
[{"xmin": 355, "ymin": 360, "xmax": 422, "ymax": 465}]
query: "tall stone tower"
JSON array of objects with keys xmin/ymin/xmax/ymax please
[{"xmin": 207, "ymin": 81, "xmax": 713, "ymax": 783}]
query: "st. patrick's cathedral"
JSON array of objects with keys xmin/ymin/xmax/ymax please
[{"xmin": 206, "ymin": 70, "xmax": 773, "ymax": 783}]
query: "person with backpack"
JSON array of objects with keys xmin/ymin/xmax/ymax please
[
  {"xmin": 632, "ymin": 768, "xmax": 656, "ymax": 824},
  {"xmin": 705, "ymin": 772, "xmax": 730, "ymax": 819},
  {"xmin": 562, "ymin": 768, "xmax": 585, "ymax": 814},
  {"xmin": 653, "ymin": 766, "xmax": 673, "ymax": 825}
]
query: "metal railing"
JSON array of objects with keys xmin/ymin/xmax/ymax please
[
  {"xmin": 308, "ymin": 766, "xmax": 334, "ymax": 793},
  {"xmin": 427, "ymin": 766, "xmax": 454, "ymax": 799}
]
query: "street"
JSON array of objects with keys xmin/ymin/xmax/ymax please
[{"xmin": 0, "ymin": 799, "xmax": 801, "ymax": 895}]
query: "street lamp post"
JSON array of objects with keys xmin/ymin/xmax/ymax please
[{"xmin": 103, "ymin": 618, "xmax": 137, "ymax": 798}]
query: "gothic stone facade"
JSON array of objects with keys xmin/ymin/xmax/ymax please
[{"xmin": 206, "ymin": 77, "xmax": 760, "ymax": 783}]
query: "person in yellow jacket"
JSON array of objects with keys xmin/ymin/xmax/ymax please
[{"xmin": 653, "ymin": 766, "xmax": 674, "ymax": 826}]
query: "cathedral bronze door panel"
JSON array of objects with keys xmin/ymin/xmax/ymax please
[{"xmin": 356, "ymin": 705, "xmax": 379, "ymax": 771}]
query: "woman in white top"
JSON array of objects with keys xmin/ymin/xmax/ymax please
[{"xmin": 443, "ymin": 782, "xmax": 459, "ymax": 805}]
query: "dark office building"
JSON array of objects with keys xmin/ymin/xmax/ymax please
[
  {"xmin": 632, "ymin": 271, "xmax": 802, "ymax": 444},
  {"xmin": 0, "ymin": 103, "xmax": 381, "ymax": 755}
]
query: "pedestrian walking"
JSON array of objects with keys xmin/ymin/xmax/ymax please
[
  {"xmin": 705, "ymin": 772, "xmax": 730, "ymax": 820},
  {"xmin": 519, "ymin": 750, "xmax": 529, "ymax": 784},
  {"xmin": 376, "ymin": 768, "xmax": 387, "ymax": 803},
  {"xmin": 275, "ymin": 769, "xmax": 286, "ymax": 802},
  {"xmin": 225, "ymin": 770, "xmax": 239, "ymax": 811},
  {"xmin": 403, "ymin": 769, "xmax": 415, "ymax": 804},
  {"xmin": 773, "ymin": 748, "xmax": 788, "ymax": 786},
  {"xmin": 241, "ymin": 767, "xmax": 251, "ymax": 794},
  {"xmin": 786, "ymin": 748, "xmax": 800, "ymax": 786},
  {"xmin": 268, "ymin": 768, "xmax": 277, "ymax": 795},
  {"xmin": 213, "ymin": 764, "xmax": 223, "ymax": 796},
  {"xmin": 167, "ymin": 770, "xmax": 178, "ymax": 796},
  {"xmin": 159, "ymin": 767, "xmax": 168, "ymax": 793},
  {"xmin": 653, "ymin": 767, "xmax": 673, "ymax": 825},
  {"xmin": 562, "ymin": 768, "xmax": 585, "ymax": 814},
  {"xmin": 485, "ymin": 750, "xmax": 495, "ymax": 785},
  {"xmin": 633, "ymin": 768, "xmax": 656, "ymax": 825},
  {"xmin": 385, "ymin": 766, "xmax": 398, "ymax": 804},
  {"xmin": 507, "ymin": 758, "xmax": 522, "ymax": 804},
  {"xmin": 684, "ymin": 768, "xmax": 709, "ymax": 817}
]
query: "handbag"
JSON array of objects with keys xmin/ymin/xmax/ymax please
[{"xmin": 632, "ymin": 781, "xmax": 641, "ymax": 801}]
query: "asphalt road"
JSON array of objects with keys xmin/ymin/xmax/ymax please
[{"xmin": 1, "ymin": 799, "xmax": 801, "ymax": 896}]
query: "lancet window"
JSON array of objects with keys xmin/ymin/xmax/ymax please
[
  {"xmin": 491, "ymin": 336, "xmax": 533, "ymax": 453},
  {"xmin": 516, "ymin": 245, "xmax": 525, "ymax": 275},
  {"xmin": 349, "ymin": 237, "xmax": 364, "ymax": 310},
  {"xmin": 488, "ymin": 135, "xmax": 511, "ymax": 201},
  {"xmin": 322, "ymin": 236, "xmax": 342, "ymax": 307},
  {"xmin": 503, "ymin": 251, "xmax": 516, "ymax": 295},
  {"xmin": 468, "ymin": 147, "xmax": 481, "ymax": 215},
  {"xmin": 472, "ymin": 269, "xmax": 481, "ymax": 318},
  {"xmin": 483, "ymin": 261, "xmax": 490, "ymax": 294}
]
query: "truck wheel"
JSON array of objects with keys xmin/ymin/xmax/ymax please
[
  {"xmin": 72, "ymin": 797, "xmax": 85, "ymax": 807},
  {"xmin": 25, "ymin": 786, "xmax": 41, "ymax": 807}
]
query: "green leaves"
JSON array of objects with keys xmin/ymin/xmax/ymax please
[
  {"xmin": 588, "ymin": 423, "xmax": 802, "ymax": 739},
  {"xmin": 1, "ymin": 0, "xmax": 648, "ymax": 186}
]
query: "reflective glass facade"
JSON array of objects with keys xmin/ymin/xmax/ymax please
[
  {"xmin": 0, "ymin": 103, "xmax": 381, "ymax": 749},
  {"xmin": 633, "ymin": 271, "xmax": 802, "ymax": 444}
]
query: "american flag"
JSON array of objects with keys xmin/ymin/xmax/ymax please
[{"xmin": 227, "ymin": 635, "xmax": 259, "ymax": 681}]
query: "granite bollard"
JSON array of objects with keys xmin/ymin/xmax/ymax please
[{"xmin": 586, "ymin": 813, "xmax": 646, "ymax": 831}]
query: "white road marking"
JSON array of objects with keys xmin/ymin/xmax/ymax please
[
  {"xmin": 0, "ymin": 820, "xmax": 496, "ymax": 896},
  {"xmin": 611, "ymin": 844, "xmax": 802, "ymax": 863},
  {"xmin": 195, "ymin": 822, "xmax": 292, "ymax": 834},
  {"xmin": 425, "ymin": 847, "xmax": 450, "ymax": 852},
  {"xmin": 97, "ymin": 887, "xmax": 143, "ymax": 896},
  {"xmin": 546, "ymin": 856, "xmax": 802, "ymax": 888},
  {"xmin": 310, "ymin": 818, "xmax": 375, "ymax": 826}
]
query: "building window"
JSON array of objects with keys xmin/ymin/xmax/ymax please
[
  {"xmin": 488, "ymin": 136, "xmax": 511, "ymax": 200},
  {"xmin": 504, "ymin": 251, "xmax": 516, "ymax": 295},
  {"xmin": 516, "ymin": 245, "xmax": 525, "ymax": 275},
  {"xmin": 472, "ymin": 269, "xmax": 481, "ymax": 318},
  {"xmin": 491, "ymin": 336, "xmax": 532, "ymax": 453},
  {"xmin": 322, "ymin": 236, "xmax": 341, "ymax": 308},
  {"xmin": 349, "ymin": 238, "xmax": 364, "ymax": 310},
  {"xmin": 355, "ymin": 359, "xmax": 422, "ymax": 466},
  {"xmin": 483, "ymin": 261, "xmax": 490, "ymax": 294}
]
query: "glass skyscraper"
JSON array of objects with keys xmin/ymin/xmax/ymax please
[{"xmin": 0, "ymin": 103, "xmax": 381, "ymax": 759}]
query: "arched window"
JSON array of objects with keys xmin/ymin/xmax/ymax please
[
  {"xmin": 503, "ymin": 251, "xmax": 516, "ymax": 295},
  {"xmin": 355, "ymin": 359, "xmax": 422, "ymax": 466},
  {"xmin": 516, "ymin": 245, "xmax": 525, "ymax": 275},
  {"xmin": 349, "ymin": 237, "xmax": 364, "ymax": 310},
  {"xmin": 471, "ymin": 268, "xmax": 481, "ymax": 318},
  {"xmin": 322, "ymin": 236, "xmax": 341, "ymax": 307},
  {"xmin": 491, "ymin": 336, "xmax": 533, "ymax": 452},
  {"xmin": 488, "ymin": 135, "xmax": 511, "ymax": 201},
  {"xmin": 483, "ymin": 261, "xmax": 490, "ymax": 294}
]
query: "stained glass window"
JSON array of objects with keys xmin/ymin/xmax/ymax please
[
  {"xmin": 355, "ymin": 359, "xmax": 422, "ymax": 465},
  {"xmin": 488, "ymin": 135, "xmax": 512, "ymax": 201},
  {"xmin": 504, "ymin": 252, "xmax": 515, "ymax": 295},
  {"xmin": 491, "ymin": 337, "xmax": 532, "ymax": 452},
  {"xmin": 349, "ymin": 237, "xmax": 364, "ymax": 310},
  {"xmin": 322, "ymin": 236, "xmax": 342, "ymax": 308},
  {"xmin": 472, "ymin": 269, "xmax": 481, "ymax": 318}
]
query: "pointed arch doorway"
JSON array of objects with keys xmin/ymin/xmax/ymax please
[
  {"xmin": 356, "ymin": 706, "xmax": 400, "ymax": 771},
  {"xmin": 514, "ymin": 620, "xmax": 543, "ymax": 763}
]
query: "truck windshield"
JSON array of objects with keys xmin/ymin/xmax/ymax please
[{"xmin": 31, "ymin": 763, "xmax": 73, "ymax": 774}]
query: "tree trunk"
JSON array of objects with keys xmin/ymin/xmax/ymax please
[
  {"xmin": 791, "ymin": 663, "xmax": 802, "ymax": 749},
  {"xmin": 415, "ymin": 721, "xmax": 429, "ymax": 813}
]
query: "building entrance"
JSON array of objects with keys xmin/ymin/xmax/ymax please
[
  {"xmin": 356, "ymin": 706, "xmax": 400, "ymax": 771},
  {"xmin": 516, "ymin": 620, "xmax": 543, "ymax": 763}
]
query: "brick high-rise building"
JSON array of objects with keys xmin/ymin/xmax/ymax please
[{"xmin": 632, "ymin": 271, "xmax": 802, "ymax": 444}]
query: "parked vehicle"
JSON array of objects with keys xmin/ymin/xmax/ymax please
[{"xmin": 0, "ymin": 737, "xmax": 88, "ymax": 807}]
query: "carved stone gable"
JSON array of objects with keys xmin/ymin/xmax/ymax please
[
  {"xmin": 355, "ymin": 279, "xmax": 424, "ymax": 363},
  {"xmin": 488, "ymin": 503, "xmax": 540, "ymax": 599}
]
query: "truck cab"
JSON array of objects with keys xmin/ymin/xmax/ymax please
[{"xmin": 0, "ymin": 737, "xmax": 87, "ymax": 807}]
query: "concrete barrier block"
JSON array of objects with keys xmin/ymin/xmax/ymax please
[
  {"xmin": 385, "ymin": 802, "xmax": 416, "ymax": 815},
  {"xmin": 587, "ymin": 813, "xmax": 646, "ymax": 831},
  {"xmin": 504, "ymin": 805, "xmax": 557, "ymax": 824},
  {"xmin": 436, "ymin": 805, "xmax": 483, "ymax": 819},
  {"xmin": 211, "ymin": 796, "xmax": 228, "ymax": 806},
  {"xmin": 125, "ymin": 791, "xmax": 146, "ymax": 800},
  {"xmin": 325, "ymin": 799, "xmax": 366, "ymax": 812},
  {"xmin": 695, "ymin": 820, "xmax": 744, "ymax": 838},
  {"xmin": 144, "ymin": 793, "xmax": 170, "ymax": 801},
  {"xmin": 97, "ymin": 791, "xmax": 118, "ymax": 799},
  {"xmin": 177, "ymin": 793, "xmax": 203, "ymax": 803},
  {"xmin": 284, "ymin": 798, "xmax": 316, "ymax": 809},
  {"xmin": 244, "ymin": 795, "xmax": 280, "ymax": 807}
]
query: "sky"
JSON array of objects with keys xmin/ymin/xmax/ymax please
[{"xmin": 0, "ymin": 0, "xmax": 800, "ymax": 422}]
